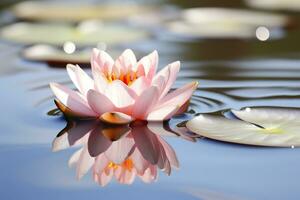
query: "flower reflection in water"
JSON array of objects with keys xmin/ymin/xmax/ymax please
[{"xmin": 52, "ymin": 120, "xmax": 195, "ymax": 186}]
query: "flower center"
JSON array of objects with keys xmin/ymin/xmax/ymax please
[
  {"xmin": 107, "ymin": 159, "xmax": 134, "ymax": 171},
  {"xmin": 106, "ymin": 71, "xmax": 138, "ymax": 86}
]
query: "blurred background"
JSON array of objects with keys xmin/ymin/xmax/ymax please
[{"xmin": 0, "ymin": 0, "xmax": 300, "ymax": 66}]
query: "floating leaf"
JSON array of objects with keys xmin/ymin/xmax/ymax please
[
  {"xmin": 1, "ymin": 21, "xmax": 148, "ymax": 46},
  {"xmin": 23, "ymin": 44, "xmax": 90, "ymax": 66},
  {"xmin": 166, "ymin": 8, "xmax": 288, "ymax": 39},
  {"xmin": 186, "ymin": 108, "xmax": 300, "ymax": 147},
  {"xmin": 12, "ymin": 1, "xmax": 154, "ymax": 22},
  {"xmin": 246, "ymin": 0, "xmax": 300, "ymax": 11}
]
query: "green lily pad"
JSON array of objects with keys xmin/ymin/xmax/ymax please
[
  {"xmin": 166, "ymin": 8, "xmax": 288, "ymax": 39},
  {"xmin": 0, "ymin": 21, "xmax": 148, "ymax": 46},
  {"xmin": 22, "ymin": 44, "xmax": 92, "ymax": 68},
  {"xmin": 12, "ymin": 1, "xmax": 154, "ymax": 22},
  {"xmin": 22, "ymin": 44, "xmax": 122, "ymax": 67},
  {"xmin": 186, "ymin": 107, "xmax": 300, "ymax": 147},
  {"xmin": 246, "ymin": 0, "xmax": 300, "ymax": 11}
]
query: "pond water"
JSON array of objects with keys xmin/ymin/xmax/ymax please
[{"xmin": 1, "ymin": 0, "xmax": 300, "ymax": 200}]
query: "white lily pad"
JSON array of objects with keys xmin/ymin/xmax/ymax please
[
  {"xmin": 0, "ymin": 21, "xmax": 148, "ymax": 46},
  {"xmin": 232, "ymin": 108, "xmax": 300, "ymax": 131},
  {"xmin": 22, "ymin": 44, "xmax": 122, "ymax": 67},
  {"xmin": 128, "ymin": 7, "xmax": 178, "ymax": 28},
  {"xmin": 166, "ymin": 8, "xmax": 288, "ymax": 39},
  {"xmin": 186, "ymin": 108, "xmax": 300, "ymax": 147},
  {"xmin": 23, "ymin": 45, "xmax": 90, "ymax": 64},
  {"xmin": 246, "ymin": 0, "xmax": 300, "ymax": 11},
  {"xmin": 12, "ymin": 1, "xmax": 154, "ymax": 22}
]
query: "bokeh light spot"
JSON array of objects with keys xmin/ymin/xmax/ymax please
[
  {"xmin": 63, "ymin": 41, "xmax": 76, "ymax": 54},
  {"xmin": 256, "ymin": 26, "xmax": 270, "ymax": 41}
]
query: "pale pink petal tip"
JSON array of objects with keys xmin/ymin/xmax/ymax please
[
  {"xmin": 66, "ymin": 63, "xmax": 94, "ymax": 96},
  {"xmin": 49, "ymin": 82, "xmax": 96, "ymax": 117},
  {"xmin": 146, "ymin": 81, "xmax": 198, "ymax": 121},
  {"xmin": 92, "ymin": 48, "xmax": 100, "ymax": 54},
  {"xmin": 52, "ymin": 133, "xmax": 69, "ymax": 152},
  {"xmin": 147, "ymin": 105, "xmax": 180, "ymax": 121}
]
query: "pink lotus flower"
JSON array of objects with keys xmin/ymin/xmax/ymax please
[
  {"xmin": 52, "ymin": 120, "xmax": 183, "ymax": 186},
  {"xmin": 50, "ymin": 48, "xmax": 198, "ymax": 122}
]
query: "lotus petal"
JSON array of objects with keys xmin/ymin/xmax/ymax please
[
  {"xmin": 153, "ymin": 61, "xmax": 180, "ymax": 99},
  {"xmin": 156, "ymin": 82, "xmax": 198, "ymax": 111},
  {"xmin": 139, "ymin": 166, "xmax": 157, "ymax": 183},
  {"xmin": 104, "ymin": 137, "xmax": 135, "ymax": 164},
  {"xmin": 147, "ymin": 105, "xmax": 180, "ymax": 121},
  {"xmin": 76, "ymin": 145, "xmax": 95, "ymax": 179},
  {"xmin": 87, "ymin": 90, "xmax": 115, "ymax": 115},
  {"xmin": 132, "ymin": 86, "xmax": 160, "ymax": 119},
  {"xmin": 131, "ymin": 125, "xmax": 160, "ymax": 164},
  {"xmin": 129, "ymin": 76, "xmax": 150, "ymax": 96},
  {"xmin": 114, "ymin": 49, "xmax": 137, "ymax": 75},
  {"xmin": 66, "ymin": 64, "xmax": 94, "ymax": 96},
  {"xmin": 88, "ymin": 126, "xmax": 112, "ymax": 157},
  {"xmin": 135, "ymin": 50, "xmax": 158, "ymax": 79},
  {"xmin": 91, "ymin": 48, "xmax": 114, "ymax": 75},
  {"xmin": 105, "ymin": 80, "xmax": 136, "ymax": 108},
  {"xmin": 50, "ymin": 83, "xmax": 96, "ymax": 117},
  {"xmin": 68, "ymin": 148, "xmax": 83, "ymax": 168}
]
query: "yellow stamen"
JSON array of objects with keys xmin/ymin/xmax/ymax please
[
  {"xmin": 131, "ymin": 72, "xmax": 137, "ymax": 81},
  {"xmin": 108, "ymin": 162, "xmax": 118, "ymax": 169},
  {"xmin": 119, "ymin": 73, "xmax": 124, "ymax": 82},
  {"xmin": 106, "ymin": 159, "xmax": 134, "ymax": 171},
  {"xmin": 112, "ymin": 73, "xmax": 116, "ymax": 80},
  {"xmin": 107, "ymin": 75, "xmax": 112, "ymax": 82},
  {"xmin": 104, "ymin": 70, "xmax": 138, "ymax": 85},
  {"xmin": 122, "ymin": 159, "xmax": 134, "ymax": 171}
]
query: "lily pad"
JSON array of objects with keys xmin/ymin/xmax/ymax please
[
  {"xmin": 166, "ymin": 8, "xmax": 288, "ymax": 39},
  {"xmin": 186, "ymin": 107, "xmax": 300, "ymax": 147},
  {"xmin": 0, "ymin": 21, "xmax": 148, "ymax": 46},
  {"xmin": 12, "ymin": 1, "xmax": 154, "ymax": 22},
  {"xmin": 22, "ymin": 44, "xmax": 123, "ymax": 67},
  {"xmin": 246, "ymin": 0, "xmax": 300, "ymax": 11},
  {"xmin": 23, "ymin": 45, "xmax": 90, "ymax": 66}
]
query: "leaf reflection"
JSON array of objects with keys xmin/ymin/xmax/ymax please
[{"xmin": 52, "ymin": 120, "xmax": 195, "ymax": 186}]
